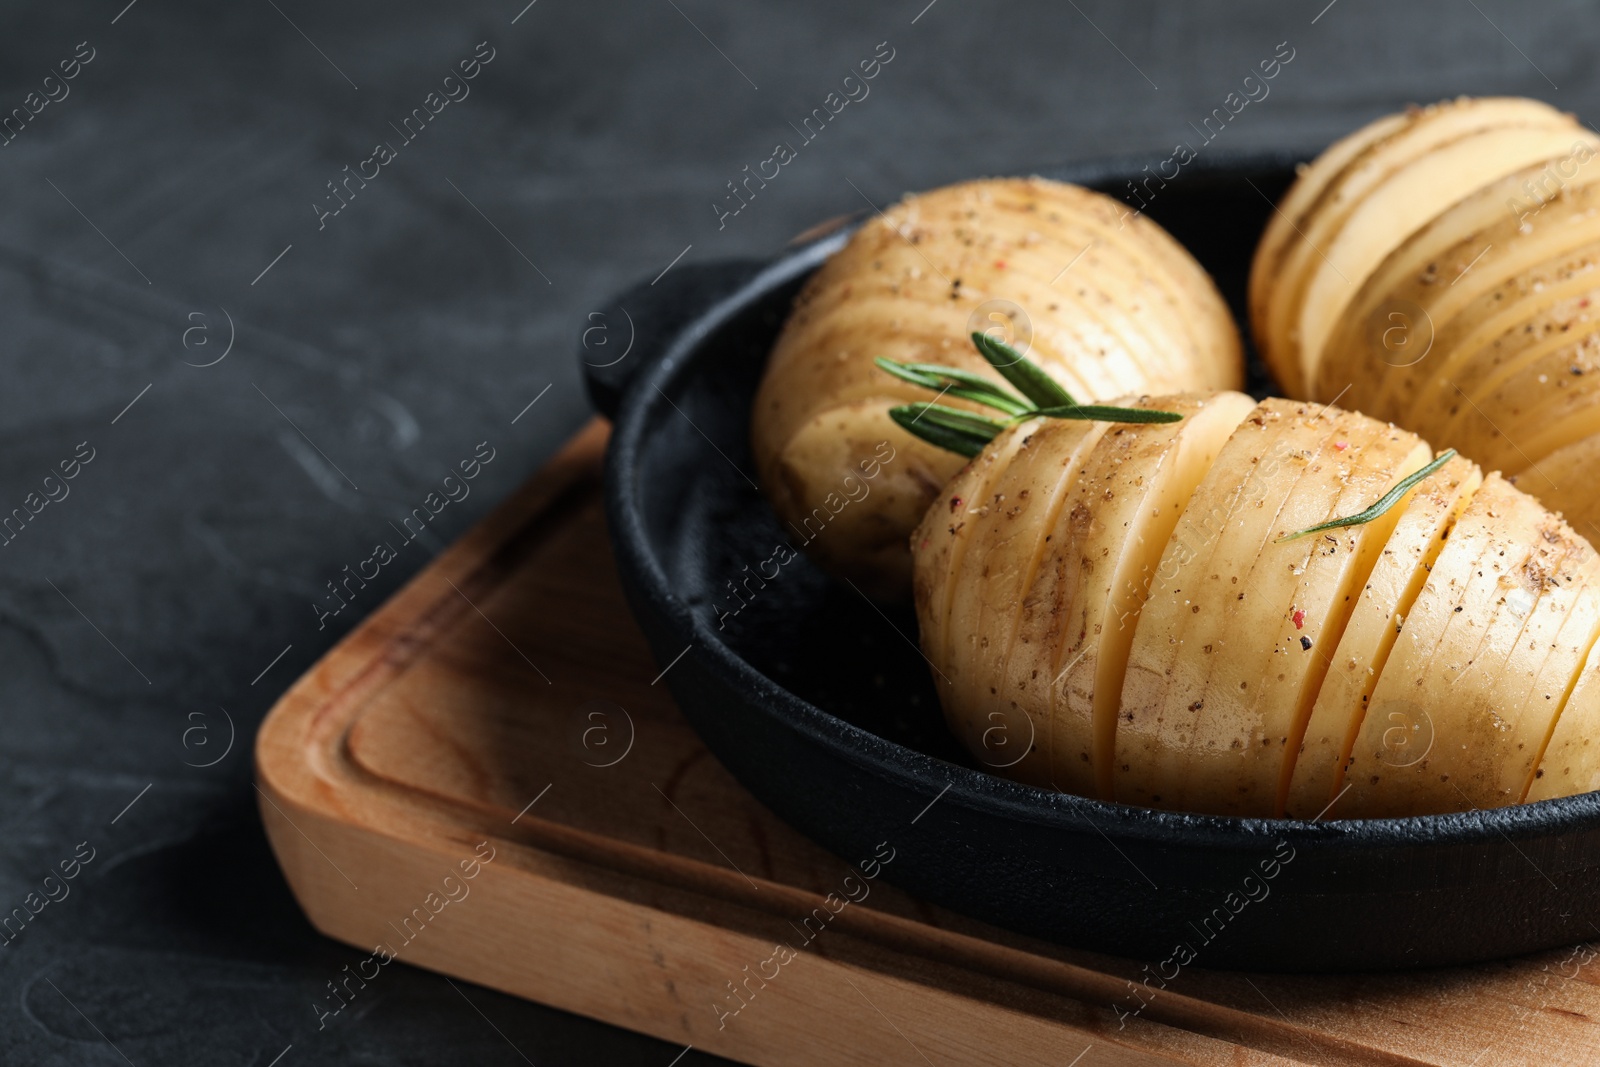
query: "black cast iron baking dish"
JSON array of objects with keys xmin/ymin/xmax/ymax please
[{"xmin": 585, "ymin": 150, "xmax": 1600, "ymax": 972}]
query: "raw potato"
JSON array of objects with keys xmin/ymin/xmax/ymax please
[
  {"xmin": 755, "ymin": 177, "xmax": 1244, "ymax": 599},
  {"xmin": 1526, "ymin": 637, "xmax": 1600, "ymax": 802},
  {"xmin": 941, "ymin": 415, "xmax": 1108, "ymax": 786},
  {"xmin": 913, "ymin": 396, "xmax": 1600, "ymax": 818},
  {"xmin": 1340, "ymin": 476, "xmax": 1600, "ymax": 815},
  {"xmin": 1121, "ymin": 403, "xmax": 1432, "ymax": 816},
  {"xmin": 1033, "ymin": 392, "xmax": 1257, "ymax": 799},
  {"xmin": 1284, "ymin": 454, "xmax": 1481, "ymax": 817},
  {"xmin": 1252, "ymin": 95, "xmax": 1600, "ymax": 541},
  {"xmin": 1321, "ymin": 164, "xmax": 1600, "ymax": 461},
  {"xmin": 1250, "ymin": 96, "xmax": 1585, "ymax": 394}
]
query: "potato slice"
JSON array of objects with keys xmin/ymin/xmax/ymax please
[
  {"xmin": 978, "ymin": 243, "xmax": 1188, "ymax": 389},
  {"xmin": 1526, "ymin": 632, "xmax": 1600, "ymax": 803},
  {"xmin": 1338, "ymin": 476, "xmax": 1600, "ymax": 816},
  {"xmin": 998, "ymin": 392, "xmax": 1255, "ymax": 798},
  {"xmin": 1502, "ymin": 342, "xmax": 1600, "ymax": 464},
  {"xmin": 1262, "ymin": 98, "xmax": 1581, "ymax": 392},
  {"xmin": 1116, "ymin": 400, "xmax": 1418, "ymax": 814},
  {"xmin": 1382, "ymin": 182, "xmax": 1600, "ymax": 437},
  {"xmin": 1525, "ymin": 432, "xmax": 1600, "ymax": 544},
  {"xmin": 936, "ymin": 417, "xmax": 1109, "ymax": 784},
  {"xmin": 1460, "ymin": 345, "xmax": 1600, "ymax": 476},
  {"xmin": 1134, "ymin": 410, "xmax": 1426, "ymax": 816},
  {"xmin": 772, "ymin": 399, "xmax": 958, "ymax": 596},
  {"xmin": 1255, "ymin": 103, "xmax": 1505, "ymax": 389},
  {"xmin": 1305, "ymin": 175, "xmax": 1600, "ymax": 492},
  {"xmin": 1422, "ymin": 247, "xmax": 1600, "ymax": 403},
  {"xmin": 1250, "ymin": 113, "xmax": 1412, "ymax": 395},
  {"xmin": 1313, "ymin": 153, "xmax": 1600, "ymax": 438},
  {"xmin": 1428, "ymin": 263, "xmax": 1600, "ymax": 460},
  {"xmin": 1296, "ymin": 125, "xmax": 1600, "ymax": 390},
  {"xmin": 1284, "ymin": 455, "xmax": 1482, "ymax": 818},
  {"xmin": 948, "ymin": 179, "xmax": 1240, "ymax": 383},
  {"xmin": 913, "ymin": 424, "xmax": 1039, "ymax": 679},
  {"xmin": 1117, "ymin": 401, "xmax": 1328, "ymax": 811}
]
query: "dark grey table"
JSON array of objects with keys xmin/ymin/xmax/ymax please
[{"xmin": 0, "ymin": 1, "xmax": 1588, "ymax": 1062}]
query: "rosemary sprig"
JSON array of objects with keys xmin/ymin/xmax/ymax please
[
  {"xmin": 878, "ymin": 333, "xmax": 1183, "ymax": 457},
  {"xmin": 1276, "ymin": 449, "xmax": 1457, "ymax": 544}
]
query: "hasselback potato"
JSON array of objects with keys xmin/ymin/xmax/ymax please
[
  {"xmin": 753, "ymin": 176, "xmax": 1243, "ymax": 599},
  {"xmin": 909, "ymin": 375, "xmax": 1600, "ymax": 819},
  {"xmin": 1251, "ymin": 95, "xmax": 1600, "ymax": 537}
]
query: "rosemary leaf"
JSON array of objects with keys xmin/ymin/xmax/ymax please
[
  {"xmin": 1029, "ymin": 404, "xmax": 1185, "ymax": 424},
  {"xmin": 888, "ymin": 405, "xmax": 996, "ymax": 457},
  {"xmin": 874, "ymin": 357, "xmax": 945, "ymax": 391},
  {"xmin": 900, "ymin": 361, "xmax": 1036, "ymax": 415},
  {"xmin": 899, "ymin": 401, "xmax": 1012, "ymax": 438},
  {"xmin": 970, "ymin": 332, "xmax": 1078, "ymax": 408},
  {"xmin": 874, "ymin": 357, "xmax": 1033, "ymax": 417},
  {"xmin": 1276, "ymin": 449, "xmax": 1458, "ymax": 544}
]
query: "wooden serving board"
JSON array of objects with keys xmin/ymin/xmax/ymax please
[{"xmin": 256, "ymin": 419, "xmax": 1600, "ymax": 1067}]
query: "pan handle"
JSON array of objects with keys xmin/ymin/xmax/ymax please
[{"xmin": 579, "ymin": 258, "xmax": 768, "ymax": 421}]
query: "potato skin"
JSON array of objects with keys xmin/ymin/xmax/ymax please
[
  {"xmin": 754, "ymin": 177, "xmax": 1242, "ymax": 600},
  {"xmin": 913, "ymin": 395, "xmax": 1600, "ymax": 818}
]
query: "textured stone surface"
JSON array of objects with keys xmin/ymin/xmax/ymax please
[{"xmin": 0, "ymin": 0, "xmax": 1585, "ymax": 1062}]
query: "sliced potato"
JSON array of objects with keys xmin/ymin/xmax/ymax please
[
  {"xmin": 1313, "ymin": 156, "xmax": 1600, "ymax": 422},
  {"xmin": 1527, "ymin": 634, "xmax": 1600, "ymax": 802},
  {"xmin": 1297, "ymin": 124, "xmax": 1599, "ymax": 389},
  {"xmin": 917, "ymin": 389, "xmax": 1600, "ymax": 817},
  {"xmin": 1002, "ymin": 392, "xmax": 1255, "ymax": 798},
  {"xmin": 1249, "ymin": 112, "xmax": 1412, "ymax": 395},
  {"xmin": 1525, "ymin": 433, "xmax": 1600, "ymax": 543},
  {"xmin": 1368, "ymin": 176, "xmax": 1600, "ymax": 440},
  {"xmin": 936, "ymin": 417, "xmax": 1108, "ymax": 784},
  {"xmin": 771, "ymin": 399, "xmax": 956, "ymax": 592},
  {"xmin": 1117, "ymin": 400, "xmax": 1337, "ymax": 811},
  {"xmin": 1259, "ymin": 97, "xmax": 1582, "ymax": 393},
  {"xmin": 1119, "ymin": 402, "xmax": 1429, "ymax": 816},
  {"xmin": 1255, "ymin": 100, "xmax": 1600, "ymax": 552},
  {"xmin": 755, "ymin": 176, "xmax": 1243, "ymax": 598},
  {"xmin": 913, "ymin": 425, "xmax": 1039, "ymax": 679},
  {"xmin": 1502, "ymin": 342, "xmax": 1600, "ymax": 464},
  {"xmin": 1284, "ymin": 454, "xmax": 1482, "ymax": 817},
  {"xmin": 1338, "ymin": 476, "xmax": 1600, "ymax": 816},
  {"xmin": 1429, "ymin": 266, "xmax": 1600, "ymax": 459}
]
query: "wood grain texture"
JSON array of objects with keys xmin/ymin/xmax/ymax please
[{"xmin": 257, "ymin": 418, "xmax": 1600, "ymax": 1066}]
